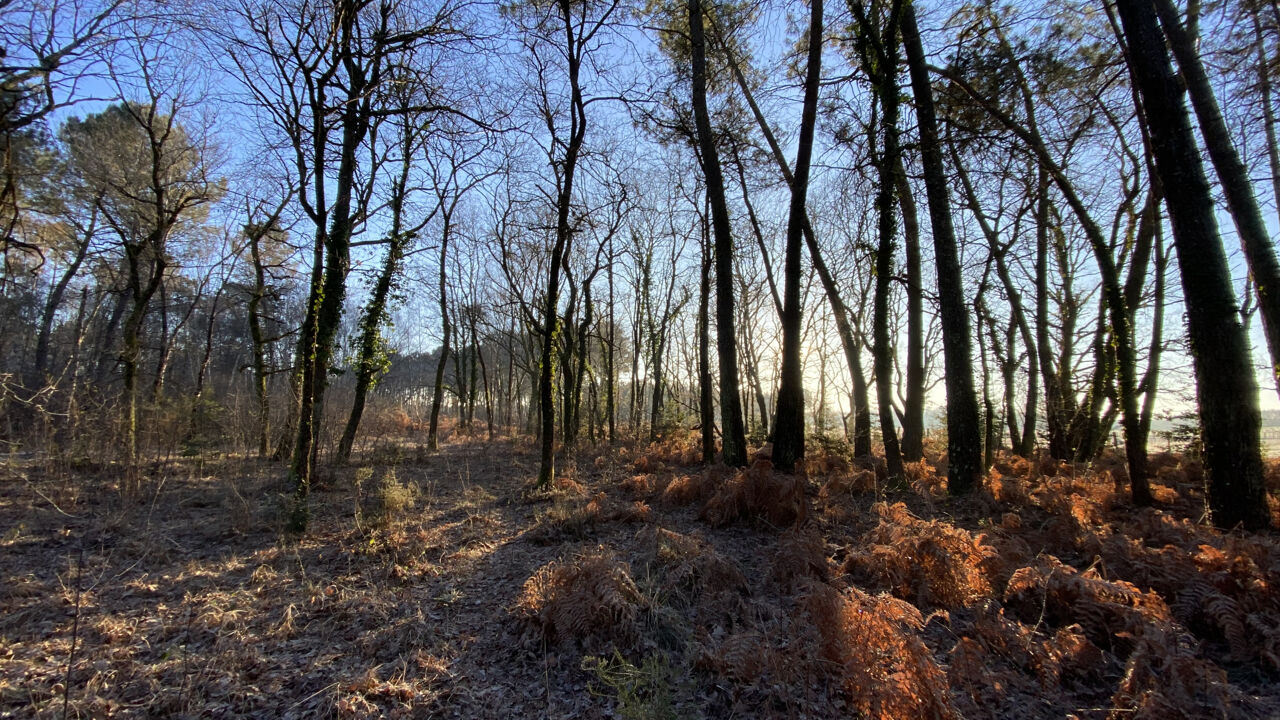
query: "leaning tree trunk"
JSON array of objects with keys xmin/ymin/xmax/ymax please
[
  {"xmin": 1153, "ymin": 0, "xmax": 1280, "ymax": 408},
  {"xmin": 337, "ymin": 221, "xmax": 408, "ymax": 463},
  {"xmin": 29, "ymin": 224, "xmax": 92, "ymax": 391},
  {"xmin": 1116, "ymin": 0, "xmax": 1270, "ymax": 530},
  {"xmin": 721, "ymin": 39, "xmax": 870, "ymax": 456}
]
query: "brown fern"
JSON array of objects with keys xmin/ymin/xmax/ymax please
[
  {"xmin": 1003, "ymin": 556, "xmax": 1170, "ymax": 652},
  {"xmin": 841, "ymin": 502, "xmax": 996, "ymax": 609},
  {"xmin": 701, "ymin": 459, "xmax": 807, "ymax": 528},
  {"xmin": 802, "ymin": 582, "xmax": 960, "ymax": 720},
  {"xmin": 515, "ymin": 547, "xmax": 646, "ymax": 650}
]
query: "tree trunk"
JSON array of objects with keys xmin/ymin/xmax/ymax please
[
  {"xmin": 194, "ymin": 282, "xmax": 225, "ymax": 400},
  {"xmin": 951, "ymin": 143, "xmax": 1038, "ymax": 456},
  {"xmin": 1116, "ymin": 0, "xmax": 1270, "ymax": 529},
  {"xmin": 689, "ymin": 0, "xmax": 748, "ymax": 467},
  {"xmin": 248, "ymin": 230, "xmax": 271, "ymax": 459},
  {"xmin": 428, "ymin": 217, "xmax": 454, "ymax": 451},
  {"xmin": 1251, "ymin": 9, "xmax": 1280, "ymax": 399},
  {"xmin": 1153, "ymin": 0, "xmax": 1280, "ymax": 406},
  {"xmin": 721, "ymin": 36, "xmax": 869, "ymax": 456},
  {"xmin": 893, "ymin": 158, "xmax": 925, "ymax": 461},
  {"xmin": 289, "ymin": 38, "xmax": 365, "ymax": 530},
  {"xmin": 872, "ymin": 103, "xmax": 905, "ymax": 483},
  {"xmin": 771, "ymin": 0, "xmax": 823, "ymax": 472},
  {"xmin": 699, "ymin": 207, "xmax": 715, "ymax": 463},
  {"xmin": 337, "ymin": 197, "xmax": 408, "ymax": 463},
  {"xmin": 606, "ymin": 241, "xmax": 617, "ymax": 442},
  {"xmin": 121, "ymin": 235, "xmax": 166, "ymax": 464},
  {"xmin": 944, "ymin": 25, "xmax": 1148, "ymax": 500},
  {"xmin": 534, "ymin": 0, "xmax": 589, "ymax": 488},
  {"xmin": 902, "ymin": 0, "xmax": 984, "ymax": 492},
  {"xmin": 29, "ymin": 214, "xmax": 93, "ymax": 390}
]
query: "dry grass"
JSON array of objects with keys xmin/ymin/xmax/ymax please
[{"xmin": 2, "ymin": 433, "xmax": 1279, "ymax": 719}]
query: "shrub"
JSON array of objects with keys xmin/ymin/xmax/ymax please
[{"xmin": 359, "ymin": 468, "xmax": 416, "ymax": 528}]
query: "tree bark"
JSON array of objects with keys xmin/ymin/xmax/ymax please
[
  {"xmin": 428, "ymin": 218, "xmax": 452, "ymax": 451},
  {"xmin": 902, "ymin": 1, "xmax": 983, "ymax": 492},
  {"xmin": 771, "ymin": 0, "xmax": 823, "ymax": 472},
  {"xmin": 893, "ymin": 158, "xmax": 925, "ymax": 460},
  {"xmin": 1153, "ymin": 0, "xmax": 1280, "ymax": 405},
  {"xmin": 720, "ymin": 35, "xmax": 869, "ymax": 456},
  {"xmin": 1115, "ymin": 0, "xmax": 1270, "ymax": 529},
  {"xmin": 247, "ymin": 227, "xmax": 272, "ymax": 459},
  {"xmin": 337, "ymin": 173, "xmax": 410, "ymax": 463},
  {"xmin": 689, "ymin": 0, "xmax": 748, "ymax": 466},
  {"xmin": 534, "ymin": 0, "xmax": 590, "ymax": 488},
  {"xmin": 29, "ymin": 209, "xmax": 94, "ymax": 390},
  {"xmin": 699, "ymin": 205, "xmax": 715, "ymax": 463}
]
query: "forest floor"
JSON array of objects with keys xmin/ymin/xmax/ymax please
[{"xmin": 2, "ymin": 431, "xmax": 1280, "ymax": 719}]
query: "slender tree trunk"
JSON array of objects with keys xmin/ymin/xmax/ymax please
[
  {"xmin": 478, "ymin": 330, "xmax": 494, "ymax": 441},
  {"xmin": 248, "ymin": 231, "xmax": 271, "ymax": 459},
  {"xmin": 976, "ymin": 299, "xmax": 997, "ymax": 469},
  {"xmin": 337, "ymin": 198, "xmax": 408, "ymax": 463},
  {"xmin": 1138, "ymin": 221, "xmax": 1167, "ymax": 450},
  {"xmin": 121, "ymin": 238, "xmax": 165, "ymax": 464},
  {"xmin": 872, "ymin": 107, "xmax": 905, "ymax": 482},
  {"xmin": 943, "ymin": 28, "xmax": 1149, "ymax": 492},
  {"xmin": 772, "ymin": 0, "xmax": 823, "ymax": 472},
  {"xmin": 194, "ymin": 284, "xmax": 224, "ymax": 400},
  {"xmin": 606, "ymin": 241, "xmax": 617, "ymax": 442},
  {"xmin": 902, "ymin": 0, "xmax": 984, "ymax": 491},
  {"xmin": 689, "ymin": 0, "xmax": 747, "ymax": 466},
  {"xmin": 893, "ymin": 159, "xmax": 925, "ymax": 460},
  {"xmin": 699, "ymin": 217, "xmax": 715, "ymax": 463},
  {"xmin": 30, "ymin": 220, "xmax": 93, "ymax": 390},
  {"xmin": 730, "ymin": 141, "xmax": 783, "ymax": 318},
  {"xmin": 535, "ymin": 0, "xmax": 589, "ymax": 488},
  {"xmin": 1034, "ymin": 171, "xmax": 1072, "ymax": 460},
  {"xmin": 151, "ymin": 279, "xmax": 169, "ymax": 402},
  {"xmin": 1116, "ymin": 0, "xmax": 1270, "ymax": 529},
  {"xmin": 289, "ymin": 54, "xmax": 365, "ymax": 531},
  {"xmin": 94, "ymin": 288, "xmax": 127, "ymax": 383},
  {"xmin": 428, "ymin": 218, "xmax": 453, "ymax": 451},
  {"xmin": 951, "ymin": 145, "xmax": 1039, "ymax": 456},
  {"xmin": 723, "ymin": 37, "xmax": 868, "ymax": 455},
  {"xmin": 1252, "ymin": 11, "xmax": 1280, "ymax": 385}
]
